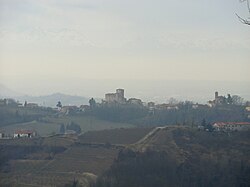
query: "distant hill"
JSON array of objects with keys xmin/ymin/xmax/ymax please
[
  {"xmin": 0, "ymin": 84, "xmax": 90, "ymax": 107},
  {"xmin": 16, "ymin": 93, "xmax": 90, "ymax": 107}
]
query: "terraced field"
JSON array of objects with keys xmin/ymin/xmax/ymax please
[
  {"xmin": 0, "ymin": 126, "xmax": 155, "ymax": 186},
  {"xmin": 42, "ymin": 145, "xmax": 119, "ymax": 175}
]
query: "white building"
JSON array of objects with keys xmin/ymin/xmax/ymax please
[
  {"xmin": 213, "ymin": 122, "xmax": 250, "ymax": 132},
  {"xmin": 14, "ymin": 130, "xmax": 36, "ymax": 138},
  {"xmin": 0, "ymin": 132, "xmax": 5, "ymax": 138}
]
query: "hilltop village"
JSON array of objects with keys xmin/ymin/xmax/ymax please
[
  {"xmin": 0, "ymin": 89, "xmax": 250, "ymax": 187},
  {"xmin": 0, "ymin": 89, "xmax": 250, "ymax": 139}
]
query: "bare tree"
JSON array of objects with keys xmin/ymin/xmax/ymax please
[{"xmin": 236, "ymin": 0, "xmax": 250, "ymax": 25}]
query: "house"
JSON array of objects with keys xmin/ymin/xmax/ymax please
[
  {"xmin": 148, "ymin": 102, "xmax": 155, "ymax": 108},
  {"xmin": 127, "ymin": 98, "xmax": 143, "ymax": 106},
  {"xmin": 60, "ymin": 106, "xmax": 78, "ymax": 115},
  {"xmin": 0, "ymin": 132, "xmax": 5, "ymax": 138},
  {"xmin": 14, "ymin": 130, "xmax": 36, "ymax": 138},
  {"xmin": 80, "ymin": 105, "xmax": 90, "ymax": 112},
  {"xmin": 213, "ymin": 122, "xmax": 250, "ymax": 132},
  {"xmin": 245, "ymin": 107, "xmax": 250, "ymax": 112},
  {"xmin": 192, "ymin": 104, "xmax": 209, "ymax": 109},
  {"xmin": 26, "ymin": 103, "xmax": 39, "ymax": 108},
  {"xmin": 156, "ymin": 104, "xmax": 179, "ymax": 110}
]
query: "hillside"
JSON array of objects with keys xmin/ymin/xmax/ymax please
[
  {"xmin": 95, "ymin": 127, "xmax": 250, "ymax": 187},
  {"xmin": 0, "ymin": 127, "xmax": 152, "ymax": 186},
  {"xmin": 0, "ymin": 135, "xmax": 111, "ymax": 186},
  {"xmin": 16, "ymin": 93, "xmax": 90, "ymax": 107},
  {"xmin": 0, "ymin": 114, "xmax": 133, "ymax": 137},
  {"xmin": 79, "ymin": 127, "xmax": 153, "ymax": 145}
]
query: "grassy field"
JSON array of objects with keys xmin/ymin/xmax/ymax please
[
  {"xmin": 79, "ymin": 127, "xmax": 153, "ymax": 145},
  {"xmin": 0, "ymin": 115, "xmax": 134, "ymax": 137},
  {"xmin": 0, "ymin": 120, "xmax": 60, "ymax": 136}
]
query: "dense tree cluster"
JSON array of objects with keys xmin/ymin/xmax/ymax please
[{"xmin": 87, "ymin": 102, "xmax": 248, "ymax": 127}]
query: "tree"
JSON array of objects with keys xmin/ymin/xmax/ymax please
[
  {"xmin": 56, "ymin": 101, "xmax": 62, "ymax": 108},
  {"xmin": 232, "ymin": 95, "xmax": 245, "ymax": 105},
  {"xmin": 201, "ymin": 118, "xmax": 207, "ymax": 127},
  {"xmin": 236, "ymin": 0, "xmax": 250, "ymax": 25},
  {"xmin": 227, "ymin": 94, "xmax": 233, "ymax": 104},
  {"xmin": 168, "ymin": 97, "xmax": 178, "ymax": 105},
  {"xmin": 89, "ymin": 98, "xmax": 96, "ymax": 108}
]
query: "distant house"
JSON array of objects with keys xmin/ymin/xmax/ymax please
[
  {"xmin": 156, "ymin": 104, "xmax": 179, "ymax": 111},
  {"xmin": 60, "ymin": 106, "xmax": 78, "ymax": 115},
  {"xmin": 0, "ymin": 132, "xmax": 5, "ymax": 138},
  {"xmin": 245, "ymin": 107, "xmax": 250, "ymax": 112},
  {"xmin": 26, "ymin": 103, "xmax": 39, "ymax": 108},
  {"xmin": 127, "ymin": 98, "xmax": 143, "ymax": 106},
  {"xmin": 14, "ymin": 130, "xmax": 36, "ymax": 138},
  {"xmin": 148, "ymin": 102, "xmax": 155, "ymax": 108},
  {"xmin": 213, "ymin": 122, "xmax": 250, "ymax": 132},
  {"xmin": 192, "ymin": 104, "xmax": 209, "ymax": 109},
  {"xmin": 79, "ymin": 105, "xmax": 90, "ymax": 112}
]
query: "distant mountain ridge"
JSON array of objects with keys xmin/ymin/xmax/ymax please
[
  {"xmin": 0, "ymin": 84, "xmax": 90, "ymax": 107},
  {"xmin": 16, "ymin": 93, "xmax": 90, "ymax": 107}
]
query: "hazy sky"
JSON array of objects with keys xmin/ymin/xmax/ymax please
[{"xmin": 0, "ymin": 0, "xmax": 249, "ymax": 98}]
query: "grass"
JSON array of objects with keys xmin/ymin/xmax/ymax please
[
  {"xmin": 0, "ymin": 120, "xmax": 60, "ymax": 136},
  {"xmin": 45, "ymin": 115, "xmax": 134, "ymax": 132},
  {"xmin": 0, "ymin": 115, "xmax": 134, "ymax": 137}
]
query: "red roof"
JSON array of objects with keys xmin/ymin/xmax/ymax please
[{"xmin": 14, "ymin": 130, "xmax": 34, "ymax": 134}]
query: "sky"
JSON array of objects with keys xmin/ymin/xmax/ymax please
[{"xmin": 0, "ymin": 0, "xmax": 249, "ymax": 101}]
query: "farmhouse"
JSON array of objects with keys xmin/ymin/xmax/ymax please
[
  {"xmin": 14, "ymin": 130, "xmax": 36, "ymax": 138},
  {"xmin": 213, "ymin": 122, "xmax": 250, "ymax": 132}
]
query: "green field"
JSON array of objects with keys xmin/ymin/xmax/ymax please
[{"xmin": 0, "ymin": 115, "xmax": 134, "ymax": 137}]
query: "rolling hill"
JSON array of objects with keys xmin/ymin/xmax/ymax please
[{"xmin": 95, "ymin": 127, "xmax": 250, "ymax": 187}]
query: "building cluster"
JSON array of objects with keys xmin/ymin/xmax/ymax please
[
  {"xmin": 0, "ymin": 98, "xmax": 22, "ymax": 107},
  {"xmin": 208, "ymin": 91, "xmax": 235, "ymax": 107},
  {"xmin": 0, "ymin": 98, "xmax": 38, "ymax": 108},
  {"xmin": 104, "ymin": 89, "xmax": 143, "ymax": 106},
  {"xmin": 105, "ymin": 89, "xmax": 127, "ymax": 104},
  {"xmin": 0, "ymin": 130, "xmax": 36, "ymax": 139},
  {"xmin": 213, "ymin": 122, "xmax": 250, "ymax": 132}
]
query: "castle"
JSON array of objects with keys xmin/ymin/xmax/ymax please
[
  {"xmin": 105, "ymin": 89, "xmax": 126, "ymax": 104},
  {"xmin": 208, "ymin": 91, "xmax": 227, "ymax": 107}
]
